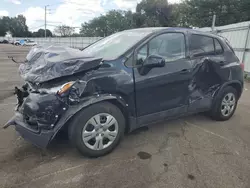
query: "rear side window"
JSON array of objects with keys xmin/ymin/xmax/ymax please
[
  {"xmin": 224, "ymin": 39, "xmax": 235, "ymax": 54},
  {"xmin": 214, "ymin": 39, "xmax": 223, "ymax": 54},
  {"xmin": 190, "ymin": 35, "xmax": 214, "ymax": 56}
]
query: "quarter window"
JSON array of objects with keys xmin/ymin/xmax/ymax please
[
  {"xmin": 214, "ymin": 39, "xmax": 223, "ymax": 54},
  {"xmin": 136, "ymin": 33, "xmax": 185, "ymax": 65}
]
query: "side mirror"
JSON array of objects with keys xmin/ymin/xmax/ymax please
[
  {"xmin": 143, "ymin": 54, "xmax": 166, "ymax": 68},
  {"xmin": 137, "ymin": 54, "xmax": 166, "ymax": 75}
]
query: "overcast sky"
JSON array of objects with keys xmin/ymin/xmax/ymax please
[{"xmin": 0, "ymin": 0, "xmax": 181, "ymax": 32}]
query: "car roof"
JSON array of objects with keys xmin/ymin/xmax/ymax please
[{"xmin": 123, "ymin": 27, "xmax": 220, "ymax": 39}]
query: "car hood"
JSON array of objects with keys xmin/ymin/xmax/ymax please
[{"xmin": 19, "ymin": 44, "xmax": 102, "ymax": 83}]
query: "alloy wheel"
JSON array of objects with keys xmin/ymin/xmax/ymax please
[{"xmin": 221, "ymin": 93, "xmax": 236, "ymax": 117}]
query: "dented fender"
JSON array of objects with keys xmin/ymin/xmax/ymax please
[
  {"xmin": 4, "ymin": 93, "xmax": 128, "ymax": 148},
  {"xmin": 50, "ymin": 93, "xmax": 128, "ymax": 141}
]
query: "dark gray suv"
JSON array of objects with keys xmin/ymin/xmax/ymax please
[{"xmin": 4, "ymin": 28, "xmax": 244, "ymax": 157}]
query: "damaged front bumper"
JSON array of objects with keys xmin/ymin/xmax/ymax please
[
  {"xmin": 4, "ymin": 112, "xmax": 55, "ymax": 148},
  {"xmin": 3, "ymin": 88, "xmax": 121, "ymax": 148},
  {"xmin": 3, "ymin": 92, "xmax": 69, "ymax": 148}
]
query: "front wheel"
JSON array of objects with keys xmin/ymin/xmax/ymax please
[
  {"xmin": 210, "ymin": 86, "xmax": 238, "ymax": 121},
  {"xmin": 68, "ymin": 102, "xmax": 125, "ymax": 157}
]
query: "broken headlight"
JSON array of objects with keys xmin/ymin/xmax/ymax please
[
  {"xmin": 57, "ymin": 82, "xmax": 75, "ymax": 95},
  {"xmin": 38, "ymin": 81, "xmax": 75, "ymax": 95},
  {"xmin": 38, "ymin": 80, "xmax": 86, "ymax": 104},
  {"xmin": 59, "ymin": 81, "xmax": 87, "ymax": 104}
]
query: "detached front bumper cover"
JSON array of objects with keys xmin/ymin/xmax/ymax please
[
  {"xmin": 2, "ymin": 90, "xmax": 69, "ymax": 148},
  {"xmin": 3, "ymin": 112, "xmax": 55, "ymax": 148}
]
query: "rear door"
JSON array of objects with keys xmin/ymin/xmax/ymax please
[
  {"xmin": 133, "ymin": 32, "xmax": 192, "ymax": 124},
  {"xmin": 188, "ymin": 34, "xmax": 227, "ymax": 112}
]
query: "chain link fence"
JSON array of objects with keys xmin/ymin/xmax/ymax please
[{"xmin": 0, "ymin": 36, "xmax": 102, "ymax": 49}]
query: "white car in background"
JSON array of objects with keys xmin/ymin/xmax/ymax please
[
  {"xmin": 13, "ymin": 39, "xmax": 21, "ymax": 45},
  {"xmin": 23, "ymin": 39, "xmax": 37, "ymax": 46},
  {"xmin": 13, "ymin": 39, "xmax": 37, "ymax": 46}
]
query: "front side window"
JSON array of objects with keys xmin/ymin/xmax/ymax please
[
  {"xmin": 136, "ymin": 33, "xmax": 186, "ymax": 65},
  {"xmin": 190, "ymin": 35, "xmax": 214, "ymax": 57}
]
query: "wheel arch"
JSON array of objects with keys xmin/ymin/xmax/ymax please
[
  {"xmin": 50, "ymin": 94, "xmax": 130, "ymax": 142},
  {"xmin": 227, "ymin": 82, "xmax": 243, "ymax": 98},
  {"xmin": 107, "ymin": 99, "xmax": 130, "ymax": 133},
  {"xmin": 213, "ymin": 80, "xmax": 243, "ymax": 106},
  {"xmin": 210, "ymin": 81, "xmax": 241, "ymax": 121}
]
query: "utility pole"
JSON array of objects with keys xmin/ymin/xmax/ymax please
[
  {"xmin": 212, "ymin": 14, "xmax": 216, "ymax": 32},
  {"xmin": 45, "ymin": 5, "xmax": 49, "ymax": 38}
]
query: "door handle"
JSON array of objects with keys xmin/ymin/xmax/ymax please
[{"xmin": 180, "ymin": 69, "xmax": 189, "ymax": 74}]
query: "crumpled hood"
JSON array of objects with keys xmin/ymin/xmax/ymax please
[{"xmin": 19, "ymin": 44, "xmax": 102, "ymax": 83}]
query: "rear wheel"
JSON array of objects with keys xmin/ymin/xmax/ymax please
[
  {"xmin": 68, "ymin": 102, "xmax": 125, "ymax": 157},
  {"xmin": 210, "ymin": 86, "xmax": 238, "ymax": 121}
]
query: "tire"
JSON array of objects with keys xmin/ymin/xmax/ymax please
[
  {"xmin": 210, "ymin": 86, "xmax": 238, "ymax": 121},
  {"xmin": 68, "ymin": 102, "xmax": 125, "ymax": 157}
]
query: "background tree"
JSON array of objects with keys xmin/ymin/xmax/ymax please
[
  {"xmin": 79, "ymin": 0, "xmax": 185, "ymax": 37},
  {"xmin": 1, "ymin": 0, "xmax": 250, "ymax": 37},
  {"xmin": 80, "ymin": 10, "xmax": 135, "ymax": 37},
  {"xmin": 9, "ymin": 15, "xmax": 30, "ymax": 37},
  {"xmin": 0, "ymin": 16, "xmax": 10, "ymax": 36},
  {"xmin": 79, "ymin": 0, "xmax": 250, "ymax": 36},
  {"xmin": 182, "ymin": 0, "xmax": 250, "ymax": 27},
  {"xmin": 54, "ymin": 25, "xmax": 75, "ymax": 36},
  {"xmin": 32, "ymin": 29, "xmax": 52, "ymax": 37},
  {"xmin": 169, "ymin": 3, "xmax": 191, "ymax": 27},
  {"xmin": 135, "ymin": 0, "xmax": 172, "ymax": 27},
  {"xmin": 0, "ymin": 15, "xmax": 30, "ymax": 37}
]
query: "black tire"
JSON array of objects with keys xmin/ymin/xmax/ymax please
[
  {"xmin": 210, "ymin": 86, "xmax": 238, "ymax": 121},
  {"xmin": 68, "ymin": 102, "xmax": 125, "ymax": 157}
]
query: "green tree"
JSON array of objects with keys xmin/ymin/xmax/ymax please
[
  {"xmin": 79, "ymin": 0, "xmax": 250, "ymax": 37},
  {"xmin": 54, "ymin": 25, "xmax": 75, "ymax": 36},
  {"xmin": 240, "ymin": 0, "xmax": 250, "ymax": 22},
  {"xmin": 0, "ymin": 16, "xmax": 11, "ymax": 36},
  {"xmin": 32, "ymin": 29, "xmax": 52, "ymax": 37},
  {"xmin": 182, "ymin": 0, "xmax": 250, "ymax": 27},
  {"xmin": 80, "ymin": 0, "xmax": 175, "ymax": 37},
  {"xmin": 168, "ymin": 3, "xmax": 191, "ymax": 27},
  {"xmin": 9, "ymin": 15, "xmax": 30, "ymax": 37},
  {"xmin": 135, "ymin": 0, "xmax": 172, "ymax": 27},
  {"xmin": 0, "ymin": 15, "xmax": 30, "ymax": 37},
  {"xmin": 80, "ymin": 10, "xmax": 135, "ymax": 37}
]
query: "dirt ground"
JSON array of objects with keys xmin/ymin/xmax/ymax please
[{"xmin": 0, "ymin": 44, "xmax": 250, "ymax": 188}]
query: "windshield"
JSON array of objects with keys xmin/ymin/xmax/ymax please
[{"xmin": 81, "ymin": 30, "xmax": 152, "ymax": 60}]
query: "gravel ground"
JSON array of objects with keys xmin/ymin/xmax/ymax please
[{"xmin": 0, "ymin": 44, "xmax": 250, "ymax": 188}]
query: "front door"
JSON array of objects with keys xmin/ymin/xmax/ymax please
[{"xmin": 133, "ymin": 32, "xmax": 192, "ymax": 125}]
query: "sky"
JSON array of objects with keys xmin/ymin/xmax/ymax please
[{"xmin": 0, "ymin": 0, "xmax": 181, "ymax": 33}]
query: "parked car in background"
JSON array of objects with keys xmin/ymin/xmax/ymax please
[
  {"xmin": 0, "ymin": 39, "xmax": 9, "ymax": 44},
  {"xmin": 4, "ymin": 28, "xmax": 244, "ymax": 157},
  {"xmin": 14, "ymin": 39, "xmax": 21, "ymax": 45},
  {"xmin": 23, "ymin": 40, "xmax": 37, "ymax": 46},
  {"xmin": 13, "ymin": 39, "xmax": 37, "ymax": 46}
]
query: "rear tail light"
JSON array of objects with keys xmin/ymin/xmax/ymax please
[{"xmin": 240, "ymin": 63, "xmax": 244, "ymax": 71}]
